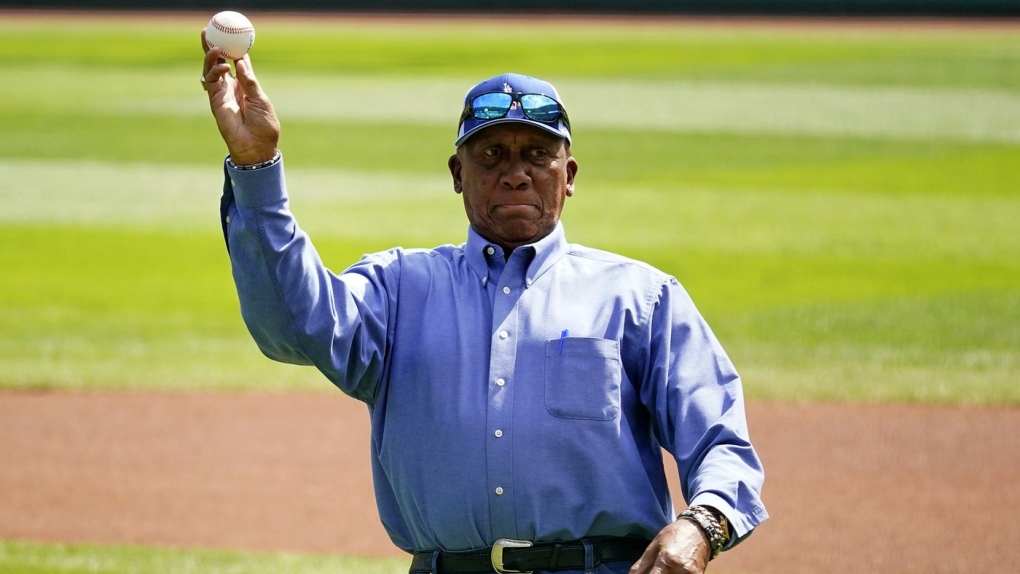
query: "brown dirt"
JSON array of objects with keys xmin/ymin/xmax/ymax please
[{"xmin": 1, "ymin": 391, "xmax": 1018, "ymax": 573}]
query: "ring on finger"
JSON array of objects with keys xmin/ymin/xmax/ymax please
[{"xmin": 200, "ymin": 74, "xmax": 218, "ymax": 91}]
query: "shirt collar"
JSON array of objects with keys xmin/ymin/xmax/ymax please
[{"xmin": 464, "ymin": 223, "xmax": 570, "ymax": 286}]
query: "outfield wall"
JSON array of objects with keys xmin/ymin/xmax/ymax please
[{"xmin": 3, "ymin": 0, "xmax": 1019, "ymax": 16}]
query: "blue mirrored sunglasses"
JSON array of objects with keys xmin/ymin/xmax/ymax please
[{"xmin": 460, "ymin": 92, "xmax": 570, "ymax": 129}]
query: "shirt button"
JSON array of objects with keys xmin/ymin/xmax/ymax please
[
  {"xmin": 526, "ymin": 278, "xmax": 533, "ymax": 286},
  {"xmin": 495, "ymin": 378, "xmax": 506, "ymax": 387},
  {"xmin": 494, "ymin": 429, "xmax": 503, "ymax": 438},
  {"xmin": 498, "ymin": 330, "xmax": 509, "ymax": 340},
  {"xmin": 502, "ymin": 286, "xmax": 511, "ymax": 295},
  {"xmin": 486, "ymin": 247, "xmax": 495, "ymax": 256},
  {"xmin": 224, "ymin": 215, "xmax": 231, "ymax": 224},
  {"xmin": 495, "ymin": 487, "xmax": 504, "ymax": 496}
]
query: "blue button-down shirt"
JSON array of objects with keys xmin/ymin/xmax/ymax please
[{"xmin": 220, "ymin": 158, "xmax": 767, "ymax": 562}]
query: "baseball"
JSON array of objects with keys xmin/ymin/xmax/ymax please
[{"xmin": 205, "ymin": 11, "xmax": 255, "ymax": 60}]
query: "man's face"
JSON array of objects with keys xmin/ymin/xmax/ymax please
[{"xmin": 448, "ymin": 123, "xmax": 578, "ymax": 254}]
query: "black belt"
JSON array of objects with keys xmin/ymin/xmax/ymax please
[{"xmin": 410, "ymin": 537, "xmax": 650, "ymax": 573}]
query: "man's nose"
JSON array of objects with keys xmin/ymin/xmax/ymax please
[{"xmin": 500, "ymin": 156, "xmax": 530, "ymax": 190}]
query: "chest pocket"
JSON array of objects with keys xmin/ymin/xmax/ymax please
[{"xmin": 544, "ymin": 337, "xmax": 622, "ymax": 421}]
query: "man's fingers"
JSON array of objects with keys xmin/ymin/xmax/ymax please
[
  {"xmin": 628, "ymin": 544, "xmax": 657, "ymax": 574},
  {"xmin": 629, "ymin": 526, "xmax": 706, "ymax": 574},
  {"xmin": 235, "ymin": 56, "xmax": 255, "ymax": 85},
  {"xmin": 200, "ymin": 29, "xmax": 230, "ymax": 87},
  {"xmin": 201, "ymin": 33, "xmax": 231, "ymax": 94},
  {"xmin": 234, "ymin": 56, "xmax": 266, "ymax": 99},
  {"xmin": 201, "ymin": 62, "xmax": 231, "ymax": 95},
  {"xmin": 631, "ymin": 551, "xmax": 691, "ymax": 574},
  {"xmin": 200, "ymin": 30, "xmax": 222, "ymax": 72}
]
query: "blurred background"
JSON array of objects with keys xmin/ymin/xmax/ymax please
[
  {"xmin": 2, "ymin": 0, "xmax": 1020, "ymax": 16},
  {"xmin": 0, "ymin": 3, "xmax": 1018, "ymax": 574}
]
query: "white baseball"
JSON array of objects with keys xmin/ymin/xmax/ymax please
[{"xmin": 205, "ymin": 11, "xmax": 255, "ymax": 60}]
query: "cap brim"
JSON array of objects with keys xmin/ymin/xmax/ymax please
[{"xmin": 455, "ymin": 117, "xmax": 571, "ymax": 148}]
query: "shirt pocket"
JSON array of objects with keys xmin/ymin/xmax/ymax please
[{"xmin": 544, "ymin": 337, "xmax": 622, "ymax": 421}]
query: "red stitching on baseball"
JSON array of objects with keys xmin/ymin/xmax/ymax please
[{"xmin": 212, "ymin": 21, "xmax": 253, "ymax": 35}]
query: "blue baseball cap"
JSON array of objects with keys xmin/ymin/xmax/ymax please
[{"xmin": 455, "ymin": 72, "xmax": 571, "ymax": 147}]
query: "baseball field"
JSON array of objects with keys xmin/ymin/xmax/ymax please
[{"xmin": 0, "ymin": 10, "xmax": 1018, "ymax": 574}]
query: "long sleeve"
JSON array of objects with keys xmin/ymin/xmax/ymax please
[
  {"xmin": 635, "ymin": 277, "xmax": 768, "ymax": 543},
  {"xmin": 219, "ymin": 157, "xmax": 393, "ymax": 401}
]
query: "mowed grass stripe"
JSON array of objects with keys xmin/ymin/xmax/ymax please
[
  {"xmin": 4, "ymin": 159, "xmax": 1017, "ymax": 262},
  {"xmin": 3, "ymin": 115, "xmax": 1018, "ymax": 197},
  {"xmin": 729, "ymin": 291, "xmax": 1020, "ymax": 404},
  {"xmin": 1, "ymin": 16, "xmax": 1017, "ymax": 89},
  {"xmin": 562, "ymin": 79, "xmax": 1020, "ymax": 143},
  {"xmin": 0, "ymin": 539, "xmax": 407, "ymax": 574},
  {"xmin": 0, "ymin": 224, "xmax": 326, "ymax": 392},
  {"xmin": 0, "ymin": 159, "xmax": 455, "ymax": 234},
  {"xmin": 4, "ymin": 65, "xmax": 1019, "ymax": 143}
]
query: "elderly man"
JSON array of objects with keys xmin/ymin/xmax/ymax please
[{"xmin": 202, "ymin": 31, "xmax": 766, "ymax": 574}]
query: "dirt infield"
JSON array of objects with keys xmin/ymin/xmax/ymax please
[{"xmin": 1, "ymin": 391, "xmax": 1018, "ymax": 573}]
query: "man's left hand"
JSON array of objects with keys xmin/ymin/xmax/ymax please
[{"xmin": 629, "ymin": 519, "xmax": 710, "ymax": 574}]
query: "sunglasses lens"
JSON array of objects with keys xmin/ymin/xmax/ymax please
[
  {"xmin": 471, "ymin": 93, "xmax": 513, "ymax": 120},
  {"xmin": 520, "ymin": 94, "xmax": 562, "ymax": 122}
]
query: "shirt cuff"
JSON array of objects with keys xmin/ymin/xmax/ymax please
[
  {"xmin": 224, "ymin": 152, "xmax": 288, "ymax": 209},
  {"xmin": 688, "ymin": 492, "xmax": 768, "ymax": 550}
]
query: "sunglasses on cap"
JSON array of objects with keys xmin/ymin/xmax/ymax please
[{"xmin": 459, "ymin": 91, "xmax": 571, "ymax": 130}]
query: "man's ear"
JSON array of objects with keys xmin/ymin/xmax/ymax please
[
  {"xmin": 565, "ymin": 155, "xmax": 578, "ymax": 197},
  {"xmin": 448, "ymin": 153, "xmax": 463, "ymax": 194}
]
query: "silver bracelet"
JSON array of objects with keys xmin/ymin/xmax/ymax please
[
  {"xmin": 227, "ymin": 151, "xmax": 282, "ymax": 171},
  {"xmin": 678, "ymin": 506, "xmax": 726, "ymax": 560}
]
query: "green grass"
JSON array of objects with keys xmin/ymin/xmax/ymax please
[
  {"xmin": 0, "ymin": 14, "xmax": 1018, "ymax": 403},
  {"xmin": 0, "ymin": 540, "xmax": 407, "ymax": 574}
]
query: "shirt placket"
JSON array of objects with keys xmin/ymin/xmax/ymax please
[{"xmin": 485, "ymin": 251, "xmax": 527, "ymax": 539}]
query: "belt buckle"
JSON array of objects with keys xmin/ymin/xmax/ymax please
[{"xmin": 490, "ymin": 538, "xmax": 533, "ymax": 574}]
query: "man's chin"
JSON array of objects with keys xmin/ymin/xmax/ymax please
[{"xmin": 490, "ymin": 225, "xmax": 550, "ymax": 248}]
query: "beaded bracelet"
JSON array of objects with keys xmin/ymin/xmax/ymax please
[
  {"xmin": 678, "ymin": 505, "xmax": 729, "ymax": 560},
  {"xmin": 227, "ymin": 151, "xmax": 282, "ymax": 171}
]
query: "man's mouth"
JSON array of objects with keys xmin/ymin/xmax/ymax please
[{"xmin": 492, "ymin": 204, "xmax": 538, "ymax": 217}]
